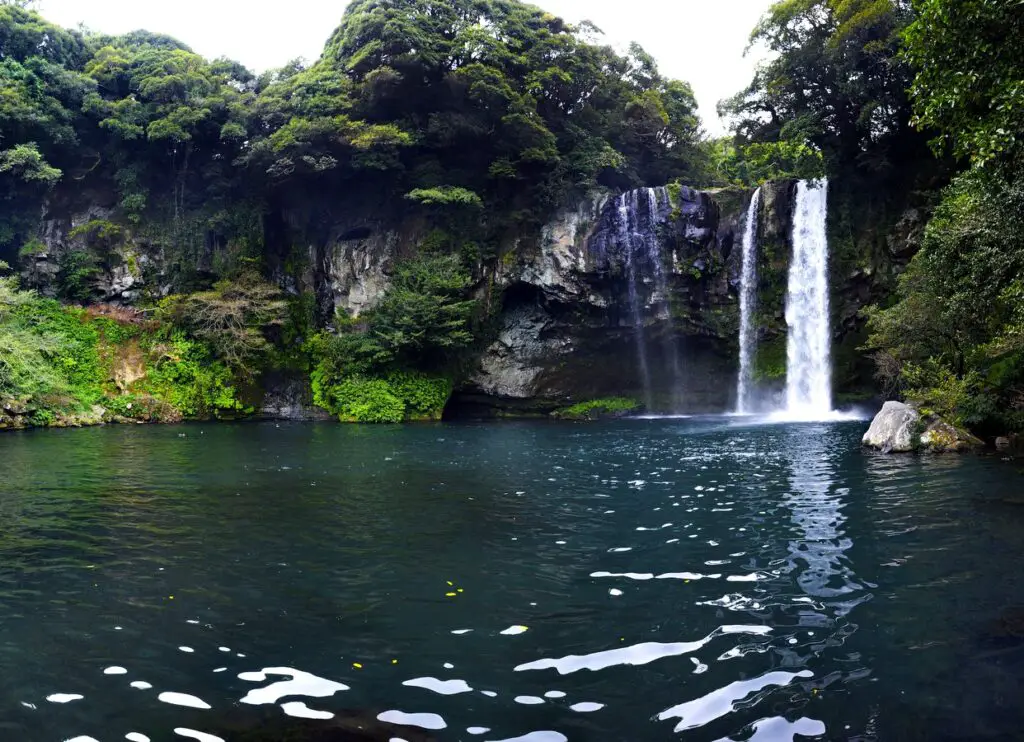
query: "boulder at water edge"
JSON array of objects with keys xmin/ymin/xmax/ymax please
[
  {"xmin": 863, "ymin": 401, "xmax": 983, "ymax": 453},
  {"xmin": 862, "ymin": 401, "xmax": 920, "ymax": 452}
]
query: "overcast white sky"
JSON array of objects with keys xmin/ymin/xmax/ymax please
[{"xmin": 37, "ymin": 0, "xmax": 773, "ymax": 135}]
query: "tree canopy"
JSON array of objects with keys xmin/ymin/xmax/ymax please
[
  {"xmin": 903, "ymin": 0, "xmax": 1024, "ymax": 166},
  {"xmin": 0, "ymin": 0, "xmax": 708, "ymax": 268},
  {"xmin": 719, "ymin": 0, "xmax": 925, "ymax": 179}
]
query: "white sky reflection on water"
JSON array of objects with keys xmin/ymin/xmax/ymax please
[
  {"xmin": 237, "ymin": 667, "xmax": 349, "ymax": 705},
  {"xmin": 46, "ymin": 693, "xmax": 83, "ymax": 703},
  {"xmin": 657, "ymin": 670, "xmax": 814, "ymax": 732},
  {"xmin": 402, "ymin": 677, "xmax": 474, "ymax": 695},
  {"xmin": 157, "ymin": 692, "xmax": 211, "ymax": 710},
  {"xmin": 173, "ymin": 729, "xmax": 226, "ymax": 742},
  {"xmin": 280, "ymin": 701, "xmax": 335, "ymax": 719},
  {"xmin": 376, "ymin": 710, "xmax": 447, "ymax": 730},
  {"xmin": 515, "ymin": 626, "xmax": 772, "ymax": 675}
]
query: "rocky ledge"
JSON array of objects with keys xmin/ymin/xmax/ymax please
[{"xmin": 862, "ymin": 401, "xmax": 983, "ymax": 453}]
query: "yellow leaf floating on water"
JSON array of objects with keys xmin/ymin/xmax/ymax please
[
  {"xmin": 446, "ymin": 581, "xmax": 454, "ymax": 586},
  {"xmin": 353, "ymin": 662, "xmax": 363, "ymax": 669},
  {"xmin": 446, "ymin": 592, "xmax": 457, "ymax": 597},
  {"xmin": 391, "ymin": 659, "xmax": 398, "ymax": 665},
  {"xmin": 457, "ymin": 588, "xmax": 464, "ymax": 593}
]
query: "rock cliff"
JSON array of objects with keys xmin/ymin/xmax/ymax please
[{"xmin": 19, "ymin": 178, "xmax": 914, "ymax": 419}]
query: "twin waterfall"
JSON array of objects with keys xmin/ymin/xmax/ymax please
[
  {"xmin": 736, "ymin": 178, "xmax": 833, "ymax": 419},
  {"xmin": 598, "ymin": 178, "xmax": 833, "ymax": 418}
]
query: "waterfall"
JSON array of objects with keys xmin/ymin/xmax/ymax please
[
  {"xmin": 645, "ymin": 187, "xmax": 684, "ymax": 410},
  {"xmin": 621, "ymin": 193, "xmax": 653, "ymax": 410},
  {"xmin": 593, "ymin": 188, "xmax": 683, "ymax": 412},
  {"xmin": 783, "ymin": 179, "xmax": 832, "ymax": 417},
  {"xmin": 736, "ymin": 187, "xmax": 761, "ymax": 414}
]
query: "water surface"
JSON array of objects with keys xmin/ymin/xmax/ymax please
[{"xmin": 2, "ymin": 419, "xmax": 1023, "ymax": 741}]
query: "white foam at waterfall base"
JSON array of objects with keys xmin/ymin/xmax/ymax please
[{"xmin": 780, "ymin": 179, "xmax": 834, "ymax": 421}]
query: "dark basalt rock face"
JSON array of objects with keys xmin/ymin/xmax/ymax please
[{"xmin": 452, "ymin": 186, "xmax": 753, "ymax": 416}]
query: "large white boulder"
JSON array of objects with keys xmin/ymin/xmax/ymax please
[{"xmin": 862, "ymin": 401, "xmax": 920, "ymax": 452}]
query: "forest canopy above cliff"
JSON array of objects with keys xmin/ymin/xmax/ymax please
[{"xmin": 0, "ymin": 0, "xmax": 708, "ymax": 265}]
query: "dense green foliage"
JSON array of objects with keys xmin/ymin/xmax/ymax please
[
  {"xmin": 904, "ymin": 0, "xmax": 1024, "ymax": 165},
  {"xmin": 156, "ymin": 274, "xmax": 287, "ymax": 378},
  {"xmin": 0, "ymin": 263, "xmax": 243, "ymax": 427},
  {"xmin": 720, "ymin": 0, "xmax": 923, "ymax": 180},
  {"xmin": 0, "ymin": 0, "xmax": 707, "ymax": 253},
  {"xmin": 552, "ymin": 397, "xmax": 640, "ymax": 420},
  {"xmin": 865, "ymin": 167, "xmax": 1024, "ymax": 430},
  {"xmin": 854, "ymin": 0, "xmax": 1024, "ymax": 433}
]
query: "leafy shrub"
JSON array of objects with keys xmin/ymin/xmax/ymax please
[
  {"xmin": 310, "ymin": 340, "xmax": 452, "ymax": 422},
  {"xmin": 104, "ymin": 393, "xmax": 182, "ymax": 423},
  {"xmin": 142, "ymin": 333, "xmax": 244, "ymax": 418},
  {"xmin": 330, "ymin": 376, "xmax": 405, "ymax": 423},
  {"xmin": 157, "ymin": 273, "xmax": 287, "ymax": 378},
  {"xmin": 385, "ymin": 370, "xmax": 452, "ymax": 419},
  {"xmin": 553, "ymin": 397, "xmax": 640, "ymax": 420},
  {"xmin": 56, "ymin": 249, "xmax": 100, "ymax": 302},
  {"xmin": 902, "ymin": 359, "xmax": 993, "ymax": 428},
  {"xmin": 405, "ymin": 186, "xmax": 483, "ymax": 209}
]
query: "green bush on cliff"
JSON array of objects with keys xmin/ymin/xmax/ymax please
[
  {"xmin": 139, "ymin": 333, "xmax": 244, "ymax": 418},
  {"xmin": 311, "ymin": 354, "xmax": 452, "ymax": 423},
  {"xmin": 324, "ymin": 377, "xmax": 406, "ymax": 423},
  {"xmin": 156, "ymin": 273, "xmax": 288, "ymax": 379},
  {"xmin": 0, "ymin": 269, "xmax": 70, "ymax": 406},
  {"xmin": 1, "ymin": 261, "xmax": 246, "ymax": 426},
  {"xmin": 553, "ymin": 397, "xmax": 640, "ymax": 420}
]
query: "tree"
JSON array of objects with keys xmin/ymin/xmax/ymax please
[
  {"xmin": 903, "ymin": 0, "xmax": 1024, "ymax": 165},
  {"xmin": 865, "ymin": 169, "xmax": 1024, "ymax": 428},
  {"xmin": 720, "ymin": 0, "xmax": 923, "ymax": 177},
  {"xmin": 245, "ymin": 0, "xmax": 706, "ymax": 256},
  {"xmin": 157, "ymin": 274, "xmax": 287, "ymax": 377}
]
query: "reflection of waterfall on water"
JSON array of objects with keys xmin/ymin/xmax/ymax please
[
  {"xmin": 784, "ymin": 179, "xmax": 833, "ymax": 417},
  {"xmin": 736, "ymin": 187, "xmax": 762, "ymax": 414},
  {"xmin": 594, "ymin": 188, "xmax": 683, "ymax": 411},
  {"xmin": 783, "ymin": 426, "xmax": 865, "ymax": 615}
]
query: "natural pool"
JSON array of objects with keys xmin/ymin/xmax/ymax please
[{"xmin": 2, "ymin": 418, "xmax": 1023, "ymax": 741}]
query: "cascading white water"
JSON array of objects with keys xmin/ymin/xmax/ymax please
[
  {"xmin": 645, "ymin": 187, "xmax": 684, "ymax": 410},
  {"xmin": 736, "ymin": 187, "xmax": 761, "ymax": 414},
  {"xmin": 593, "ymin": 187, "xmax": 685, "ymax": 413},
  {"xmin": 784, "ymin": 179, "xmax": 832, "ymax": 416},
  {"xmin": 621, "ymin": 193, "xmax": 653, "ymax": 410}
]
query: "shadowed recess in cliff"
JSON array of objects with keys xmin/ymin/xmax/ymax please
[{"xmin": 588, "ymin": 188, "xmax": 685, "ymax": 412}]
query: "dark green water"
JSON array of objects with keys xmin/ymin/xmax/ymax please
[{"xmin": 2, "ymin": 419, "xmax": 1024, "ymax": 742}]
